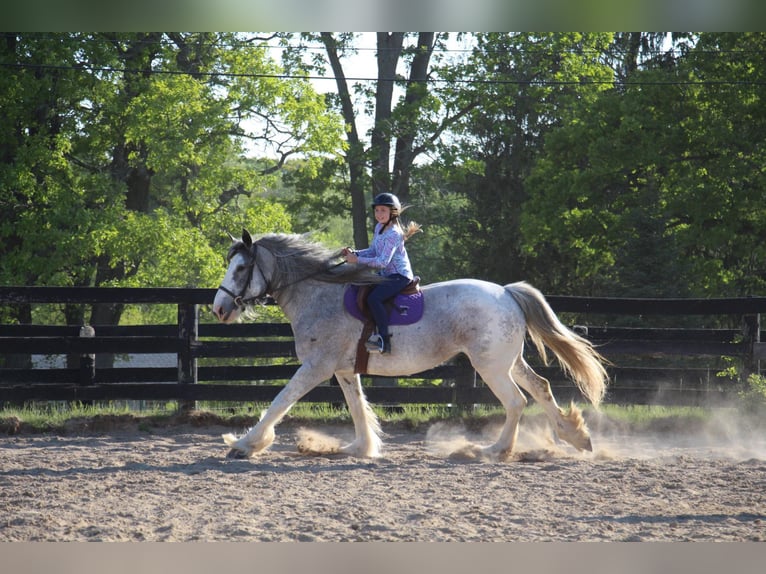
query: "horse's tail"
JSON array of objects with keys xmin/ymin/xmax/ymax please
[{"xmin": 505, "ymin": 281, "xmax": 609, "ymax": 407}]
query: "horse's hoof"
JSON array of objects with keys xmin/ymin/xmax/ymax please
[
  {"xmin": 226, "ymin": 448, "xmax": 249, "ymax": 460},
  {"xmin": 579, "ymin": 437, "xmax": 593, "ymax": 452}
]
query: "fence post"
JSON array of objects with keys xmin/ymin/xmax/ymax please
[
  {"xmin": 742, "ymin": 313, "xmax": 761, "ymax": 380},
  {"xmin": 78, "ymin": 325, "xmax": 96, "ymax": 405},
  {"xmin": 453, "ymin": 354, "xmax": 477, "ymax": 411},
  {"xmin": 177, "ymin": 303, "xmax": 198, "ymax": 412}
]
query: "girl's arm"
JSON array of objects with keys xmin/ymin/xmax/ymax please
[
  {"xmin": 350, "ymin": 223, "xmax": 380, "ymax": 258},
  {"xmin": 356, "ymin": 228, "xmax": 399, "ymax": 270}
]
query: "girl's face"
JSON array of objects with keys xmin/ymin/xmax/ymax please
[{"xmin": 374, "ymin": 205, "xmax": 392, "ymax": 225}]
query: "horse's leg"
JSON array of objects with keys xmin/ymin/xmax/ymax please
[
  {"xmin": 222, "ymin": 362, "xmax": 330, "ymax": 458},
  {"xmin": 511, "ymin": 357, "xmax": 593, "ymax": 451},
  {"xmin": 335, "ymin": 372, "xmax": 383, "ymax": 458},
  {"xmin": 472, "ymin": 362, "xmax": 527, "ymax": 460}
]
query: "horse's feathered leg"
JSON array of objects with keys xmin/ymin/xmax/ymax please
[
  {"xmin": 222, "ymin": 362, "xmax": 330, "ymax": 458},
  {"xmin": 473, "ymin": 365, "xmax": 527, "ymax": 460},
  {"xmin": 503, "ymin": 281, "xmax": 607, "ymax": 453},
  {"xmin": 335, "ymin": 372, "xmax": 383, "ymax": 458},
  {"xmin": 512, "ymin": 357, "xmax": 593, "ymax": 451}
]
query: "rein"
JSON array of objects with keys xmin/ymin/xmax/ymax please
[{"xmin": 218, "ymin": 242, "xmax": 345, "ymax": 309}]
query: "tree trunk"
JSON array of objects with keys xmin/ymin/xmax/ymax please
[
  {"xmin": 89, "ymin": 298, "xmax": 125, "ymax": 369},
  {"xmin": 63, "ymin": 303, "xmax": 86, "ymax": 369},
  {"xmin": 90, "ymin": 34, "xmax": 162, "ymax": 359},
  {"xmin": 370, "ymin": 33, "xmax": 403, "ymax": 198},
  {"xmin": 321, "ymin": 32, "xmax": 371, "ymax": 248},
  {"xmin": 391, "ymin": 32, "xmax": 435, "ymax": 205}
]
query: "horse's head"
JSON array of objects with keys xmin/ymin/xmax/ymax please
[{"xmin": 213, "ymin": 229, "xmax": 270, "ymax": 323}]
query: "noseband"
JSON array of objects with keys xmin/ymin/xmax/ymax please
[{"xmin": 217, "ymin": 244, "xmax": 270, "ymax": 308}]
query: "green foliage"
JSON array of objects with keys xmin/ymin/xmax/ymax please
[
  {"xmin": 428, "ymin": 33, "xmax": 616, "ymax": 286},
  {"xmin": 277, "ymin": 157, "xmax": 352, "ymax": 233},
  {"xmin": 594, "ymin": 404, "xmax": 711, "ymax": 428},
  {"xmin": 1, "ymin": 33, "xmax": 345, "ymax": 329},
  {"xmin": 406, "ymin": 162, "xmax": 478, "ymax": 283},
  {"xmin": 0, "ymin": 401, "xmax": 175, "ymax": 431},
  {"xmin": 521, "ymin": 33, "xmax": 766, "ymax": 298},
  {"xmin": 738, "ymin": 374, "xmax": 766, "ymax": 415},
  {"xmin": 3, "ymin": 32, "xmax": 766, "ymax": 334}
]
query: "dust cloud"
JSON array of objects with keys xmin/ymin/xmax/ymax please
[
  {"xmin": 423, "ymin": 407, "xmax": 766, "ymax": 463},
  {"xmin": 288, "ymin": 404, "xmax": 766, "ymax": 463},
  {"xmin": 295, "ymin": 426, "xmax": 346, "ymax": 455}
]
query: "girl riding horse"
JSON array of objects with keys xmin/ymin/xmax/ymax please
[{"xmin": 342, "ymin": 192, "xmax": 421, "ymax": 354}]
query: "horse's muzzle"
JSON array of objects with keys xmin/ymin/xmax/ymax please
[
  {"xmin": 212, "ymin": 305, "xmax": 229, "ymax": 322},
  {"xmin": 213, "ymin": 304, "xmax": 242, "ymax": 324}
]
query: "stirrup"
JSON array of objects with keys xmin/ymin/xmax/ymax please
[{"xmin": 365, "ymin": 334, "xmax": 384, "ymax": 353}]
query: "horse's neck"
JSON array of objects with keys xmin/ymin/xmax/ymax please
[{"xmin": 275, "ymin": 281, "xmax": 342, "ymax": 325}]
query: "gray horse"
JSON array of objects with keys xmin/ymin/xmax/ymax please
[{"xmin": 213, "ymin": 230, "xmax": 608, "ymax": 460}]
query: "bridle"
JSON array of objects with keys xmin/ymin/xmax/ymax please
[
  {"xmin": 218, "ymin": 241, "xmax": 347, "ymax": 309},
  {"xmin": 217, "ymin": 244, "xmax": 270, "ymax": 308},
  {"xmin": 218, "ymin": 243, "xmax": 346, "ymax": 316}
]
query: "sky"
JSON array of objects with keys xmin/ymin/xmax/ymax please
[{"xmin": 246, "ymin": 33, "xmax": 473, "ymax": 159}]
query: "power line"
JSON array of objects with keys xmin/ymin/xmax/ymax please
[{"xmin": 1, "ymin": 62, "xmax": 763, "ymax": 87}]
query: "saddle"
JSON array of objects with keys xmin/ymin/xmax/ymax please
[{"xmin": 343, "ymin": 278, "xmax": 424, "ymax": 374}]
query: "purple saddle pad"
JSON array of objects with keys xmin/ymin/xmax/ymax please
[{"xmin": 343, "ymin": 284, "xmax": 424, "ymax": 325}]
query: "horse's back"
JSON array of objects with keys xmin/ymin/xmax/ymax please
[
  {"xmin": 421, "ymin": 277, "xmax": 510, "ymax": 303},
  {"xmin": 418, "ymin": 278, "xmax": 523, "ymax": 325},
  {"xmin": 363, "ymin": 277, "xmax": 525, "ymax": 375}
]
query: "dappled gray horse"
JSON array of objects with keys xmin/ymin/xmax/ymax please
[{"xmin": 213, "ymin": 230, "xmax": 608, "ymax": 460}]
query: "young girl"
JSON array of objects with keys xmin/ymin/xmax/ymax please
[{"xmin": 343, "ymin": 192, "xmax": 421, "ymax": 354}]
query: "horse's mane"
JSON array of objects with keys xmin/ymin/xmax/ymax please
[{"xmin": 254, "ymin": 233, "xmax": 385, "ymax": 289}]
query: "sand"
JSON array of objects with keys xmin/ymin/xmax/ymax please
[{"xmin": 1, "ymin": 412, "xmax": 765, "ymax": 542}]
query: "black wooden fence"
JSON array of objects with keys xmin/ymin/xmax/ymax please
[{"xmin": 1, "ymin": 286, "xmax": 764, "ymax": 409}]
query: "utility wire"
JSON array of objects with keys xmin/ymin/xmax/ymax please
[{"xmin": 1, "ymin": 62, "xmax": 763, "ymax": 87}]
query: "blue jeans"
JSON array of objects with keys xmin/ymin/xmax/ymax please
[{"xmin": 367, "ymin": 274, "xmax": 411, "ymax": 338}]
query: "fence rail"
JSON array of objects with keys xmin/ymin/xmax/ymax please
[{"xmin": 1, "ymin": 286, "xmax": 764, "ymax": 409}]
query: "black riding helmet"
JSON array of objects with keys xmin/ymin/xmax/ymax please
[{"xmin": 372, "ymin": 192, "xmax": 401, "ymax": 214}]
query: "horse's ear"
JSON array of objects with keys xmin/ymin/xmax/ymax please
[
  {"xmin": 242, "ymin": 228, "xmax": 253, "ymax": 248},
  {"xmin": 227, "ymin": 231, "xmax": 237, "ymax": 243}
]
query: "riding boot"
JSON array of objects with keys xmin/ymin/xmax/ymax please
[{"xmin": 381, "ymin": 335, "xmax": 392, "ymax": 355}]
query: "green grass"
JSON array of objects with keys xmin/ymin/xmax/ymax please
[
  {"xmin": 0, "ymin": 399, "xmax": 731, "ymax": 436},
  {"xmin": 594, "ymin": 404, "xmax": 710, "ymax": 426},
  {"xmin": 0, "ymin": 401, "xmax": 176, "ymax": 434}
]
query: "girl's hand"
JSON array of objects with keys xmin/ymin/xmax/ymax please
[
  {"xmin": 342, "ymin": 246, "xmax": 359, "ymax": 263},
  {"xmin": 345, "ymin": 252, "xmax": 359, "ymax": 264}
]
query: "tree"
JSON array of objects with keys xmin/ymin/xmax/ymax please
[
  {"xmin": 520, "ymin": 36, "xmax": 693, "ymax": 295},
  {"xmin": 666, "ymin": 33, "xmax": 766, "ymax": 296},
  {"xmin": 285, "ymin": 32, "xmax": 472, "ymax": 248},
  {"xmin": 521, "ymin": 33, "xmax": 766, "ymax": 298},
  {"xmin": 0, "ymin": 33, "xmax": 344, "ymax": 364},
  {"xmin": 0, "ymin": 33, "xmax": 97, "ymax": 365},
  {"xmin": 428, "ymin": 33, "xmax": 615, "ymax": 286}
]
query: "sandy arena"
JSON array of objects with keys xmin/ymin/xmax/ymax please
[{"xmin": 1, "ymin": 411, "xmax": 765, "ymax": 542}]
